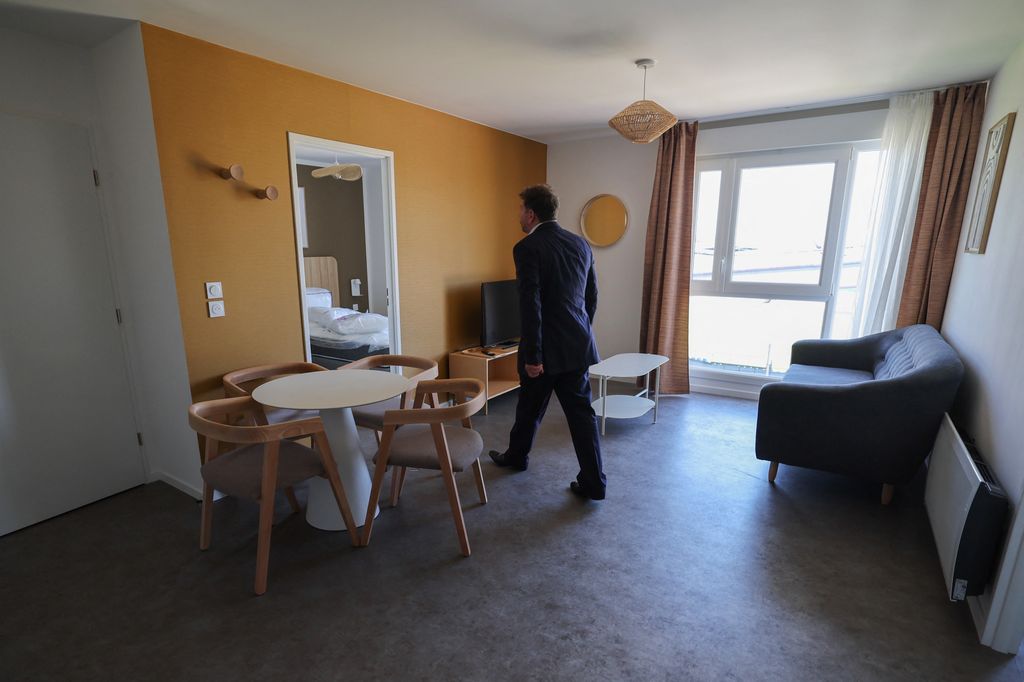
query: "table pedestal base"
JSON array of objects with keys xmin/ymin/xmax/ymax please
[{"xmin": 306, "ymin": 406, "xmax": 379, "ymax": 530}]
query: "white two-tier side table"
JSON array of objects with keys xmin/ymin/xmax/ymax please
[
  {"xmin": 252, "ymin": 369, "xmax": 412, "ymax": 530},
  {"xmin": 589, "ymin": 353, "xmax": 670, "ymax": 435}
]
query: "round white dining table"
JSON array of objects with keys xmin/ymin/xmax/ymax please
[{"xmin": 252, "ymin": 369, "xmax": 412, "ymax": 531}]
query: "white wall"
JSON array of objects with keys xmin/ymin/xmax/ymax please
[
  {"xmin": 697, "ymin": 107, "xmax": 888, "ymax": 156},
  {"xmin": 942, "ymin": 38, "xmax": 1024, "ymax": 655},
  {"xmin": 547, "ymin": 137, "xmax": 658, "ymax": 358},
  {"xmin": 0, "ymin": 27, "xmax": 96, "ymax": 122},
  {"xmin": 92, "ymin": 24, "xmax": 200, "ymax": 496},
  {"xmin": 361, "ymin": 162, "xmax": 390, "ymax": 316},
  {"xmin": 943, "ymin": 39, "xmax": 1024, "ymax": 503},
  {"xmin": 547, "ymin": 106, "xmax": 888, "ymax": 361}
]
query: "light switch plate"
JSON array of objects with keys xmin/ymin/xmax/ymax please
[
  {"xmin": 205, "ymin": 281, "xmax": 223, "ymax": 299},
  {"xmin": 208, "ymin": 300, "xmax": 226, "ymax": 318}
]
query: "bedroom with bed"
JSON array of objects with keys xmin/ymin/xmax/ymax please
[
  {"xmin": 303, "ymin": 258, "xmax": 390, "ymax": 368},
  {"xmin": 289, "ymin": 133, "xmax": 401, "ymax": 368}
]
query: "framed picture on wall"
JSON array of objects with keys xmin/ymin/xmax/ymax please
[{"xmin": 965, "ymin": 111, "xmax": 1016, "ymax": 254}]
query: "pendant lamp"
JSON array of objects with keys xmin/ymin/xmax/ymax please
[
  {"xmin": 311, "ymin": 163, "xmax": 363, "ymax": 181},
  {"xmin": 608, "ymin": 59, "xmax": 676, "ymax": 144}
]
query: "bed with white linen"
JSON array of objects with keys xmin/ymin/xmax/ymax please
[{"xmin": 304, "ymin": 288, "xmax": 389, "ymax": 367}]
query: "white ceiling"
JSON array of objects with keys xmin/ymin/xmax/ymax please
[{"xmin": 6, "ymin": 0, "xmax": 1024, "ymax": 142}]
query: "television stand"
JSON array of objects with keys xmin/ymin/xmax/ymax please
[{"xmin": 449, "ymin": 345, "xmax": 519, "ymax": 415}]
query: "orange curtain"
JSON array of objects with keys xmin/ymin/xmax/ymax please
[
  {"xmin": 897, "ymin": 83, "xmax": 987, "ymax": 329},
  {"xmin": 639, "ymin": 122, "xmax": 698, "ymax": 394}
]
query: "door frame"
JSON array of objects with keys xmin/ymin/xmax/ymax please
[
  {"xmin": 85, "ymin": 122, "xmax": 149, "ymax": 480},
  {"xmin": 286, "ymin": 133, "xmax": 402, "ymax": 360}
]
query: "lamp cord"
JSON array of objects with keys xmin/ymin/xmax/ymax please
[{"xmin": 642, "ymin": 66, "xmax": 647, "ymax": 100}]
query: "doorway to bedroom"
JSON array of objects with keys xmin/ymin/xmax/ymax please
[{"xmin": 287, "ymin": 133, "xmax": 401, "ymax": 368}]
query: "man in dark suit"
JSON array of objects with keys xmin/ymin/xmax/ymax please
[{"xmin": 489, "ymin": 185, "xmax": 607, "ymax": 500}]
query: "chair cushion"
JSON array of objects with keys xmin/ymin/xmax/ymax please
[
  {"xmin": 202, "ymin": 440, "xmax": 324, "ymax": 499},
  {"xmin": 783, "ymin": 364, "xmax": 873, "ymax": 386},
  {"xmin": 265, "ymin": 407, "xmax": 319, "ymax": 424},
  {"xmin": 352, "ymin": 396, "xmax": 402, "ymax": 431},
  {"xmin": 374, "ymin": 424, "xmax": 483, "ymax": 472}
]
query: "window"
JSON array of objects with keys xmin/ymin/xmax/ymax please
[
  {"xmin": 692, "ymin": 170, "xmax": 720, "ymax": 281},
  {"xmin": 829, "ymin": 148, "xmax": 881, "ymax": 339},
  {"xmin": 690, "ymin": 144, "xmax": 880, "ymax": 374}
]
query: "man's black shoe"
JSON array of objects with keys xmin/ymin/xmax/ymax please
[
  {"xmin": 569, "ymin": 481, "xmax": 605, "ymax": 500},
  {"xmin": 489, "ymin": 450, "xmax": 528, "ymax": 471}
]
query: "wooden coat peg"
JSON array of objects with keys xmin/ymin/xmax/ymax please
[
  {"xmin": 219, "ymin": 163, "xmax": 244, "ymax": 181},
  {"xmin": 254, "ymin": 185, "xmax": 279, "ymax": 201}
]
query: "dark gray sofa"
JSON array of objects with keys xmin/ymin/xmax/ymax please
[{"xmin": 755, "ymin": 324, "xmax": 964, "ymax": 502}]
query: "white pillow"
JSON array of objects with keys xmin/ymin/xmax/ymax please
[
  {"xmin": 330, "ymin": 312, "xmax": 389, "ymax": 334},
  {"xmin": 305, "ymin": 290, "xmax": 332, "ymax": 308},
  {"xmin": 308, "ymin": 306, "xmax": 356, "ymax": 327}
]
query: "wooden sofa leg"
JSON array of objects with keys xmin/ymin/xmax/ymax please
[
  {"xmin": 768, "ymin": 461, "xmax": 779, "ymax": 483},
  {"xmin": 881, "ymin": 484, "xmax": 895, "ymax": 506}
]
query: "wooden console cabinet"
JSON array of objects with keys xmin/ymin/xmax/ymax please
[{"xmin": 448, "ymin": 346, "xmax": 519, "ymax": 415}]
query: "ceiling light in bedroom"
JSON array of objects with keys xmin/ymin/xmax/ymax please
[
  {"xmin": 311, "ymin": 163, "xmax": 363, "ymax": 181},
  {"xmin": 608, "ymin": 59, "xmax": 677, "ymax": 144}
]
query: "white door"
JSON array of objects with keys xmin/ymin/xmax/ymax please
[{"xmin": 0, "ymin": 112, "xmax": 144, "ymax": 536}]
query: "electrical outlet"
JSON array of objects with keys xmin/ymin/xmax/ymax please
[
  {"xmin": 205, "ymin": 281, "xmax": 223, "ymax": 299},
  {"xmin": 208, "ymin": 300, "xmax": 226, "ymax": 318},
  {"xmin": 352, "ymin": 303, "xmax": 360, "ymax": 311}
]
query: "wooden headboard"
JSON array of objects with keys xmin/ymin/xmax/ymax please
[{"xmin": 304, "ymin": 256, "xmax": 340, "ymax": 306}]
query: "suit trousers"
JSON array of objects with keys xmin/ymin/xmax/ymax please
[{"xmin": 506, "ymin": 367, "xmax": 606, "ymax": 494}]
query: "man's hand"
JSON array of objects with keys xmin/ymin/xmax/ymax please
[{"xmin": 525, "ymin": 363, "xmax": 544, "ymax": 379}]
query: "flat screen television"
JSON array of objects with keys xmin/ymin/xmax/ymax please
[{"xmin": 481, "ymin": 279, "xmax": 520, "ymax": 347}]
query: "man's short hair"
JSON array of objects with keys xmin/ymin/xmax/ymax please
[{"xmin": 519, "ymin": 184, "xmax": 559, "ymax": 222}]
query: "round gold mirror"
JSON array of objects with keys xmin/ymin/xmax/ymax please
[{"xmin": 580, "ymin": 194, "xmax": 628, "ymax": 247}]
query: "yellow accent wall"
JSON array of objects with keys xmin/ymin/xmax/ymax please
[{"xmin": 140, "ymin": 25, "xmax": 546, "ymax": 399}]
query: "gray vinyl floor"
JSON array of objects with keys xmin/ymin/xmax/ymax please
[{"xmin": 2, "ymin": 390, "xmax": 1021, "ymax": 681}]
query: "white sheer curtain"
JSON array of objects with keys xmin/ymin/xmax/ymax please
[{"xmin": 850, "ymin": 92, "xmax": 933, "ymax": 336}]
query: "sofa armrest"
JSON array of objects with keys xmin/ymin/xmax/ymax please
[{"xmin": 790, "ymin": 330, "xmax": 893, "ymax": 371}]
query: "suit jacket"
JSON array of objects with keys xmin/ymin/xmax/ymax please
[{"xmin": 513, "ymin": 221, "xmax": 599, "ymax": 374}]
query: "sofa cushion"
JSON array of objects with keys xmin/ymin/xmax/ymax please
[{"xmin": 783, "ymin": 363, "xmax": 874, "ymax": 386}]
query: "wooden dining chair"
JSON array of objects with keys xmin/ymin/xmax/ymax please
[
  {"xmin": 360, "ymin": 378, "xmax": 487, "ymax": 557},
  {"xmin": 188, "ymin": 396, "xmax": 359, "ymax": 595},
  {"xmin": 222, "ymin": 362, "xmax": 329, "ymax": 513},
  {"xmin": 223, "ymin": 361, "xmax": 327, "ymax": 415},
  {"xmin": 341, "ymin": 354, "xmax": 439, "ymax": 441}
]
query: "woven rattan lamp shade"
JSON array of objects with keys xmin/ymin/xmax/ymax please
[{"xmin": 608, "ymin": 99, "xmax": 677, "ymax": 144}]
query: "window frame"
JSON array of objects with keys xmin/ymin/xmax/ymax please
[
  {"xmin": 822, "ymin": 141, "xmax": 882, "ymax": 339},
  {"xmin": 690, "ymin": 142, "xmax": 879, "ymax": 345},
  {"xmin": 693, "ymin": 144, "xmax": 853, "ymax": 298}
]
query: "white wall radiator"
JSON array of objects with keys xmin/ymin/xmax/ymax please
[{"xmin": 925, "ymin": 414, "xmax": 1023, "ymax": 653}]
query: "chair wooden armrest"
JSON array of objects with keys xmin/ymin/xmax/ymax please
[{"xmin": 223, "ymin": 362, "xmax": 327, "ymax": 397}]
